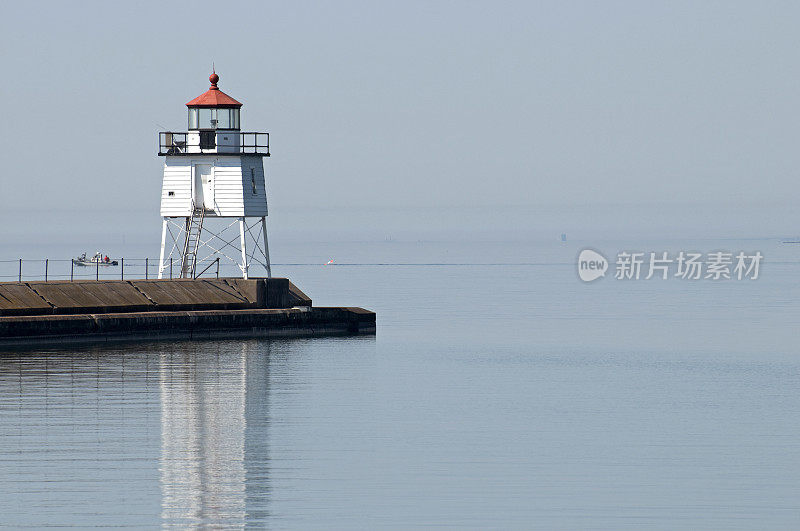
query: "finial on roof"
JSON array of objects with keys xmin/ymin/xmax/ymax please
[{"xmin": 209, "ymin": 68, "xmax": 219, "ymax": 89}]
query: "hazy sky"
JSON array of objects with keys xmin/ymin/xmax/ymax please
[{"xmin": 2, "ymin": 1, "xmax": 799, "ymax": 235}]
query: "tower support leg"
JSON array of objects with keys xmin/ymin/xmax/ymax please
[
  {"xmin": 239, "ymin": 217, "xmax": 248, "ymax": 279},
  {"xmin": 158, "ymin": 217, "xmax": 168, "ymax": 279},
  {"xmin": 261, "ymin": 216, "xmax": 271, "ymax": 278}
]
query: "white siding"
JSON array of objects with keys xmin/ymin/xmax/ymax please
[
  {"xmin": 241, "ymin": 156, "xmax": 268, "ymax": 217},
  {"xmin": 160, "ymin": 157, "xmax": 192, "ymax": 217},
  {"xmin": 160, "ymin": 155, "xmax": 268, "ymax": 218},
  {"xmin": 212, "ymin": 159, "xmax": 245, "ymax": 217}
]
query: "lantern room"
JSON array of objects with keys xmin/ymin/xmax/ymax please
[
  {"xmin": 186, "ymin": 73, "xmax": 242, "ymax": 131},
  {"xmin": 170, "ymin": 73, "xmax": 244, "ymax": 154}
]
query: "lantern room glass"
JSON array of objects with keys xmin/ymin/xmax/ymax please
[
  {"xmin": 188, "ymin": 108, "xmax": 198, "ymax": 129},
  {"xmin": 216, "ymin": 109, "xmax": 231, "ymax": 129},
  {"xmin": 188, "ymin": 108, "xmax": 240, "ymax": 130}
]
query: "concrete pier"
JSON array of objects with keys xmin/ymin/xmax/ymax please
[{"xmin": 0, "ymin": 278, "xmax": 375, "ymax": 346}]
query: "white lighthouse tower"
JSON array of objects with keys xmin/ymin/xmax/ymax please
[{"xmin": 157, "ymin": 71, "xmax": 271, "ymax": 279}]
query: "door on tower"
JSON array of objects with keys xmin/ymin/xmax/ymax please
[{"xmin": 193, "ymin": 164, "xmax": 214, "ymax": 211}]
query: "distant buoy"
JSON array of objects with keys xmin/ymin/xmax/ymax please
[
  {"xmin": 561, "ymin": 233, "xmax": 567, "ymax": 242},
  {"xmin": 326, "ymin": 259, "xmax": 334, "ymax": 265}
]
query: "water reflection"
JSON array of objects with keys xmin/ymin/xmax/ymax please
[
  {"xmin": 158, "ymin": 342, "xmax": 271, "ymax": 528},
  {"xmin": 0, "ymin": 340, "xmax": 274, "ymax": 528}
]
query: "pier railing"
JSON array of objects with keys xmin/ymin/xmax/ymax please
[{"xmin": 0, "ymin": 257, "xmax": 251, "ymax": 282}]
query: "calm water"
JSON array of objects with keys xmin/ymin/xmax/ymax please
[{"xmin": 2, "ymin": 238, "xmax": 800, "ymax": 528}]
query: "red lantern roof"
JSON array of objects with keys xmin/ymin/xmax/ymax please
[{"xmin": 186, "ymin": 73, "xmax": 243, "ymax": 108}]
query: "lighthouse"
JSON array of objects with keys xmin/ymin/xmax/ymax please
[{"xmin": 157, "ymin": 72, "xmax": 271, "ymax": 279}]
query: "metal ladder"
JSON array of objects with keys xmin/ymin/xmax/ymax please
[{"xmin": 180, "ymin": 204, "xmax": 205, "ymax": 278}]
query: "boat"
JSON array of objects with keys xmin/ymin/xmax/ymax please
[{"xmin": 72, "ymin": 252, "xmax": 119, "ymax": 267}]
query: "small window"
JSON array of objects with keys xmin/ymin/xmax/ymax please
[
  {"xmin": 251, "ymin": 168, "xmax": 257, "ymax": 194},
  {"xmin": 233, "ymin": 108, "xmax": 240, "ymax": 129}
]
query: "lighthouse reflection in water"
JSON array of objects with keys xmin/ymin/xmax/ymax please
[
  {"xmin": 158, "ymin": 343, "xmax": 270, "ymax": 526},
  {"xmin": 0, "ymin": 341, "xmax": 277, "ymax": 527}
]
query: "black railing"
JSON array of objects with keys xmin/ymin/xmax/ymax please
[{"xmin": 158, "ymin": 131, "xmax": 270, "ymax": 156}]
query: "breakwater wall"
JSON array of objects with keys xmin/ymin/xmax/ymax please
[{"xmin": 0, "ymin": 278, "xmax": 375, "ymax": 346}]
